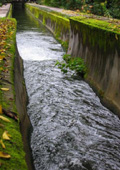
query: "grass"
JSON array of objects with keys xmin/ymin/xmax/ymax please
[{"xmin": 0, "ymin": 18, "xmax": 27, "ymax": 170}]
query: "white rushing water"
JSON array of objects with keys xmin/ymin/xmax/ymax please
[{"xmin": 14, "ymin": 6, "xmax": 120, "ymax": 170}]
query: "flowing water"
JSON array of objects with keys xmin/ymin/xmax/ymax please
[{"xmin": 13, "ymin": 6, "xmax": 120, "ymax": 170}]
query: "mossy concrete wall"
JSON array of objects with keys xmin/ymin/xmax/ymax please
[
  {"xmin": 25, "ymin": 4, "xmax": 70, "ymax": 50},
  {"xmin": 8, "ymin": 5, "xmax": 34, "ymax": 169},
  {"xmin": 68, "ymin": 18, "xmax": 120, "ymax": 116},
  {"xmin": 0, "ymin": 4, "xmax": 33, "ymax": 169},
  {"xmin": 25, "ymin": 4, "xmax": 120, "ymax": 115},
  {"xmin": 7, "ymin": 3, "xmax": 12, "ymax": 18},
  {"xmin": 14, "ymin": 46, "xmax": 34, "ymax": 170}
]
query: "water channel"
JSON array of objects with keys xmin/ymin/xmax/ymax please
[{"xmin": 13, "ymin": 6, "xmax": 120, "ymax": 170}]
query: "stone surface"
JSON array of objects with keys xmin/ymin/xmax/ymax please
[
  {"xmin": 0, "ymin": 4, "xmax": 11, "ymax": 17},
  {"xmin": 68, "ymin": 19, "xmax": 120, "ymax": 116}
]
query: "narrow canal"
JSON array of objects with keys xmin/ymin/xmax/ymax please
[{"xmin": 13, "ymin": 5, "xmax": 120, "ymax": 170}]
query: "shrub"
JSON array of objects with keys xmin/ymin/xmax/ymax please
[
  {"xmin": 91, "ymin": 2, "xmax": 110, "ymax": 17},
  {"xmin": 108, "ymin": 0, "xmax": 120, "ymax": 19},
  {"xmin": 55, "ymin": 54, "xmax": 87, "ymax": 77},
  {"xmin": 0, "ymin": 0, "xmax": 3, "ymax": 6},
  {"xmin": 37, "ymin": 0, "xmax": 120, "ymax": 19}
]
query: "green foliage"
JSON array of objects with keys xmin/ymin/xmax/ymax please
[
  {"xmin": 38, "ymin": 0, "xmax": 120, "ymax": 19},
  {"xmin": 55, "ymin": 54, "xmax": 87, "ymax": 77},
  {"xmin": 0, "ymin": 0, "xmax": 3, "ymax": 6},
  {"xmin": 108, "ymin": 0, "xmax": 120, "ymax": 19},
  {"xmin": 91, "ymin": 2, "xmax": 111, "ymax": 17}
]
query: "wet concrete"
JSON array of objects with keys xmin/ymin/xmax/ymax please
[
  {"xmin": 14, "ymin": 6, "xmax": 120, "ymax": 170},
  {"xmin": 0, "ymin": 3, "xmax": 11, "ymax": 17}
]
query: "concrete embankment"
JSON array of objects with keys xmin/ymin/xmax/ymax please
[
  {"xmin": 0, "ymin": 4, "xmax": 33, "ymax": 170},
  {"xmin": 25, "ymin": 3, "xmax": 70, "ymax": 50},
  {"xmin": 68, "ymin": 17, "xmax": 120, "ymax": 116},
  {"xmin": 26, "ymin": 3, "xmax": 120, "ymax": 116},
  {"xmin": 0, "ymin": 4, "xmax": 11, "ymax": 17},
  {"xmin": 14, "ymin": 47, "xmax": 34, "ymax": 170}
]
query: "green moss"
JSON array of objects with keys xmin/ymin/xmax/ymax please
[
  {"xmin": 98, "ymin": 89, "xmax": 105, "ymax": 98},
  {"xmin": 70, "ymin": 17, "xmax": 120, "ymax": 52},
  {"xmin": 51, "ymin": 11, "xmax": 69, "ymax": 19},
  {"xmin": 43, "ymin": 16, "xmax": 46, "ymax": 25},
  {"xmin": 0, "ymin": 119, "xmax": 27, "ymax": 170},
  {"xmin": 55, "ymin": 36, "xmax": 68, "ymax": 51},
  {"xmin": 25, "ymin": 3, "xmax": 120, "ymax": 53},
  {"xmin": 61, "ymin": 41, "xmax": 68, "ymax": 51},
  {"xmin": 71, "ymin": 16, "xmax": 120, "ymax": 34},
  {"xmin": 0, "ymin": 18, "xmax": 27, "ymax": 170},
  {"xmin": 7, "ymin": 4, "xmax": 12, "ymax": 18},
  {"xmin": 25, "ymin": 3, "xmax": 70, "ymax": 50}
]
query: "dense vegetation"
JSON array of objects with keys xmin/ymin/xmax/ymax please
[
  {"xmin": 37, "ymin": 0, "xmax": 120, "ymax": 19},
  {"xmin": 55, "ymin": 54, "xmax": 87, "ymax": 77},
  {"xmin": 0, "ymin": 0, "xmax": 11, "ymax": 6}
]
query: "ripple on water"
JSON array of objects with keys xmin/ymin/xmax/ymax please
[
  {"xmin": 15, "ymin": 8, "xmax": 120, "ymax": 170},
  {"xmin": 23, "ymin": 60, "xmax": 120, "ymax": 170}
]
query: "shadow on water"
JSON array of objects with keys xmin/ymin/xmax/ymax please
[{"xmin": 13, "ymin": 5, "xmax": 120, "ymax": 170}]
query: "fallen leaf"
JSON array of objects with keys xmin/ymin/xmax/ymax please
[
  {"xmin": 2, "ymin": 131, "xmax": 11, "ymax": 140},
  {"xmin": 1, "ymin": 78, "xmax": 12, "ymax": 85},
  {"xmin": 0, "ymin": 105, "xmax": 2, "ymax": 114},
  {"xmin": 0, "ymin": 151, "xmax": 11, "ymax": 159},
  {"xmin": 113, "ymin": 25, "xmax": 117, "ymax": 29},
  {"xmin": 3, "ymin": 69, "xmax": 8, "ymax": 73},
  {"xmin": 0, "ymin": 67, "xmax": 3, "ymax": 71},
  {"xmin": 2, "ymin": 109, "xmax": 18, "ymax": 122},
  {"xmin": 1, "ymin": 88, "xmax": 9, "ymax": 91},
  {"xmin": 0, "ymin": 56, "xmax": 5, "ymax": 61},
  {"xmin": 0, "ymin": 115, "xmax": 11, "ymax": 122},
  {"xmin": 0, "ymin": 140, "xmax": 5, "ymax": 149},
  {"xmin": 0, "ymin": 123, "xmax": 4, "ymax": 128},
  {"xmin": 115, "ymin": 34, "xmax": 118, "ymax": 40},
  {"xmin": 9, "ymin": 98, "xmax": 13, "ymax": 101}
]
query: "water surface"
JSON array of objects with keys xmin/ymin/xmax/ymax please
[{"xmin": 13, "ymin": 7, "xmax": 120, "ymax": 170}]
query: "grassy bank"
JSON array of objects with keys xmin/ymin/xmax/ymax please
[{"xmin": 0, "ymin": 18, "xmax": 27, "ymax": 170}]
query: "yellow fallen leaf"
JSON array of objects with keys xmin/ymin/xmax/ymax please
[
  {"xmin": 113, "ymin": 25, "xmax": 117, "ymax": 29},
  {"xmin": 0, "ymin": 56, "xmax": 5, "ymax": 60},
  {"xmin": 0, "ymin": 67, "xmax": 3, "ymax": 71},
  {"xmin": 0, "ymin": 151, "xmax": 11, "ymax": 159},
  {"xmin": 1, "ymin": 88, "xmax": 9, "ymax": 91},
  {"xmin": 0, "ymin": 105, "xmax": 2, "ymax": 114},
  {"xmin": 2, "ymin": 131, "xmax": 11, "ymax": 140},
  {"xmin": 0, "ymin": 115, "xmax": 11, "ymax": 122},
  {"xmin": 0, "ymin": 140, "xmax": 5, "ymax": 149},
  {"xmin": 1, "ymin": 52, "xmax": 5, "ymax": 55}
]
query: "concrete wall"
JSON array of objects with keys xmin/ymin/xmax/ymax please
[
  {"xmin": 25, "ymin": 4, "xmax": 70, "ymax": 50},
  {"xmin": 0, "ymin": 3, "xmax": 11, "ymax": 17},
  {"xmin": 14, "ymin": 46, "xmax": 34, "ymax": 170},
  {"xmin": 68, "ymin": 18, "xmax": 120, "ymax": 116},
  {"xmin": 26, "ymin": 4, "xmax": 120, "ymax": 116},
  {"xmin": 0, "ymin": 5, "xmax": 32, "ymax": 169}
]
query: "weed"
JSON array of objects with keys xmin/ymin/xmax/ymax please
[{"xmin": 55, "ymin": 54, "xmax": 87, "ymax": 77}]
